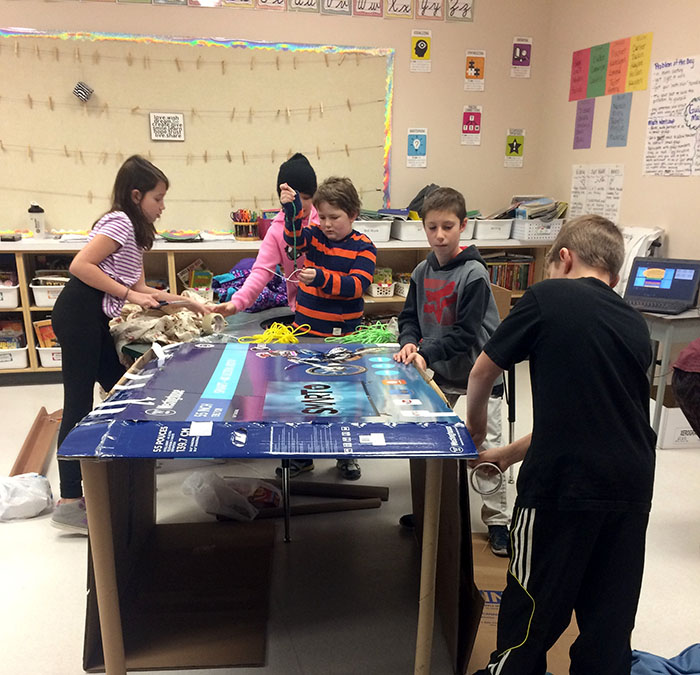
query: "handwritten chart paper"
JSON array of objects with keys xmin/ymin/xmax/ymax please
[
  {"xmin": 569, "ymin": 164, "xmax": 624, "ymax": 223},
  {"xmin": 417, "ymin": 0, "xmax": 444, "ymax": 20},
  {"xmin": 573, "ymin": 98, "xmax": 595, "ymax": 149},
  {"xmin": 446, "ymin": 0, "xmax": 473, "ymax": 22},
  {"xmin": 607, "ymin": 92, "xmax": 632, "ymax": 147},
  {"xmin": 644, "ymin": 56, "xmax": 700, "ymax": 176},
  {"xmin": 569, "ymin": 48, "xmax": 591, "ymax": 101},
  {"xmin": 385, "ymin": 0, "xmax": 414, "ymax": 19},
  {"xmin": 290, "ymin": 0, "xmax": 320, "ymax": 11},
  {"xmin": 587, "ymin": 43, "xmax": 610, "ymax": 98},
  {"xmin": 464, "ymin": 49, "xmax": 485, "ymax": 91},
  {"xmin": 353, "ymin": 0, "xmax": 382, "ymax": 15}
]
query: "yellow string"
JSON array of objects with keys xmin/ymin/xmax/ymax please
[{"xmin": 236, "ymin": 322, "xmax": 311, "ymax": 344}]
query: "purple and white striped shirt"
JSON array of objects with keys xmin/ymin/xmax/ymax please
[{"xmin": 87, "ymin": 211, "xmax": 144, "ymax": 318}]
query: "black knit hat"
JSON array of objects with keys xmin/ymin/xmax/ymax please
[{"xmin": 276, "ymin": 153, "xmax": 317, "ymax": 197}]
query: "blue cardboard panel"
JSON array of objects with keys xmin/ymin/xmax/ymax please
[{"xmin": 59, "ymin": 343, "xmax": 477, "ymax": 460}]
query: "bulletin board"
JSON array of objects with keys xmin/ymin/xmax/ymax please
[{"xmin": 0, "ymin": 28, "xmax": 393, "ymax": 232}]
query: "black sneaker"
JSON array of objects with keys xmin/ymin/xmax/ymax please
[
  {"xmin": 336, "ymin": 458, "xmax": 361, "ymax": 480},
  {"xmin": 399, "ymin": 513, "xmax": 415, "ymax": 529},
  {"xmin": 488, "ymin": 525, "xmax": 510, "ymax": 557},
  {"xmin": 275, "ymin": 459, "xmax": 314, "ymax": 478}
]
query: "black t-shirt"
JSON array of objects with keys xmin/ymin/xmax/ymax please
[{"xmin": 484, "ymin": 277, "xmax": 656, "ymax": 512}]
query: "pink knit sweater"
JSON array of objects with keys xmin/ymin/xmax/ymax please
[{"xmin": 229, "ymin": 205, "xmax": 318, "ymax": 312}]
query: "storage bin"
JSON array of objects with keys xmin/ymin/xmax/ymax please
[
  {"xmin": 394, "ymin": 282, "xmax": 410, "ymax": 297},
  {"xmin": 367, "ymin": 282, "xmax": 396, "ymax": 297},
  {"xmin": 390, "ymin": 219, "xmax": 427, "ymax": 242},
  {"xmin": 37, "ymin": 346, "xmax": 62, "ymax": 368},
  {"xmin": 460, "ymin": 219, "xmax": 476, "ymax": 241},
  {"xmin": 511, "ymin": 218, "xmax": 563, "ymax": 242},
  {"xmin": 473, "ymin": 219, "xmax": 513, "ymax": 240},
  {"xmin": 30, "ymin": 283, "xmax": 65, "ymax": 307},
  {"xmin": 0, "ymin": 346, "xmax": 28, "ymax": 370},
  {"xmin": 0, "ymin": 284, "xmax": 20, "ymax": 309},
  {"xmin": 354, "ymin": 220, "xmax": 392, "ymax": 243}
]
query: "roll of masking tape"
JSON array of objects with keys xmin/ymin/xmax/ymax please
[{"xmin": 201, "ymin": 312, "xmax": 226, "ymax": 335}]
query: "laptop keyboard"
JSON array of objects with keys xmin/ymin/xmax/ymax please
[{"xmin": 627, "ymin": 299, "xmax": 689, "ymax": 315}]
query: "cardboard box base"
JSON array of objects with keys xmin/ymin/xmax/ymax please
[
  {"xmin": 83, "ymin": 460, "xmax": 275, "ymax": 672},
  {"xmin": 467, "ymin": 533, "xmax": 578, "ymax": 675}
]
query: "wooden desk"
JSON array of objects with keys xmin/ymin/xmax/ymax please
[{"xmin": 643, "ymin": 309, "xmax": 700, "ymax": 434}]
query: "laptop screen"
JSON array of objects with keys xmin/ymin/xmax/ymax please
[{"xmin": 624, "ymin": 257, "xmax": 700, "ymax": 305}]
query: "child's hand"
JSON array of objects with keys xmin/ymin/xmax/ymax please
[
  {"xmin": 216, "ymin": 302, "xmax": 238, "ymax": 317},
  {"xmin": 298, "ymin": 267, "xmax": 317, "ymax": 285},
  {"xmin": 394, "ymin": 343, "xmax": 418, "ymax": 363},
  {"xmin": 128, "ymin": 291, "xmax": 161, "ymax": 310},
  {"xmin": 279, "ymin": 183, "xmax": 296, "ymax": 205}
]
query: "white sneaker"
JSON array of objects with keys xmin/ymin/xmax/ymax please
[{"xmin": 51, "ymin": 497, "xmax": 88, "ymax": 535}]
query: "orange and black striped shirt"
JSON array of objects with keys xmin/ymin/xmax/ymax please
[{"xmin": 284, "ymin": 216, "xmax": 376, "ymax": 337}]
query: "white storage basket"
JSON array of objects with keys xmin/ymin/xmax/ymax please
[
  {"xmin": 0, "ymin": 284, "xmax": 20, "ymax": 309},
  {"xmin": 473, "ymin": 219, "xmax": 513, "ymax": 240},
  {"xmin": 0, "ymin": 346, "xmax": 28, "ymax": 370},
  {"xmin": 511, "ymin": 218, "xmax": 563, "ymax": 242},
  {"xmin": 30, "ymin": 283, "xmax": 65, "ymax": 307},
  {"xmin": 353, "ymin": 220, "xmax": 391, "ymax": 243},
  {"xmin": 37, "ymin": 346, "xmax": 62, "ymax": 368},
  {"xmin": 367, "ymin": 282, "xmax": 396, "ymax": 297}
]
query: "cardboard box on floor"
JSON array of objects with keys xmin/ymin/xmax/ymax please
[
  {"xmin": 651, "ymin": 386, "xmax": 700, "ymax": 450},
  {"xmin": 467, "ymin": 532, "xmax": 578, "ymax": 675}
]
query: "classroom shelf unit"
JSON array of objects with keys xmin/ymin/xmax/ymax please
[{"xmin": 0, "ymin": 238, "xmax": 551, "ymax": 375}]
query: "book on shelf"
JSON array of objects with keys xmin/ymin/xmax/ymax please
[
  {"xmin": 33, "ymin": 319, "xmax": 58, "ymax": 348},
  {"xmin": 485, "ymin": 253, "xmax": 535, "ymax": 292}
]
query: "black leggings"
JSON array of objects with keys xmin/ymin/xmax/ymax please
[{"xmin": 52, "ymin": 277, "xmax": 125, "ymax": 499}]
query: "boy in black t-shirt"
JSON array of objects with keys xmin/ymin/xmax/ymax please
[{"xmin": 467, "ymin": 215, "xmax": 656, "ymax": 675}]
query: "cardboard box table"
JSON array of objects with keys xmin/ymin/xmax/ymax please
[{"xmin": 59, "ymin": 342, "xmax": 480, "ymax": 674}]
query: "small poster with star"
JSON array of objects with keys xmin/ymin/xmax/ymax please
[
  {"xmin": 504, "ymin": 128, "xmax": 525, "ymax": 167},
  {"xmin": 407, "ymin": 128, "xmax": 428, "ymax": 168},
  {"xmin": 464, "ymin": 49, "xmax": 485, "ymax": 91}
]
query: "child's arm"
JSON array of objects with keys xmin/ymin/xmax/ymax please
[
  {"xmin": 280, "ymin": 184, "xmax": 310, "ymax": 253},
  {"xmin": 419, "ymin": 277, "xmax": 491, "ymax": 368},
  {"xmin": 469, "ymin": 433, "xmax": 531, "ymax": 470},
  {"xmin": 303, "ymin": 241, "xmax": 376, "ymax": 299},
  {"xmin": 394, "ymin": 278, "xmax": 423, "ymax": 364},
  {"xmin": 131, "ymin": 272, "xmax": 217, "ymax": 315},
  {"xmin": 466, "ymin": 350, "xmax": 504, "ymax": 447}
]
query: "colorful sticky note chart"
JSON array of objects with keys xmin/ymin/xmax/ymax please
[
  {"xmin": 569, "ymin": 48, "xmax": 591, "ymax": 101},
  {"xmin": 626, "ymin": 32, "xmax": 653, "ymax": 92},
  {"xmin": 587, "ymin": 43, "xmax": 610, "ymax": 98},
  {"xmin": 573, "ymin": 98, "xmax": 595, "ymax": 150},
  {"xmin": 606, "ymin": 38, "xmax": 630, "ymax": 95}
]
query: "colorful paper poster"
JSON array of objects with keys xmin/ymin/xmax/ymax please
[
  {"xmin": 154, "ymin": 0, "xmax": 188, "ymax": 4},
  {"xmin": 626, "ymin": 32, "xmax": 653, "ymax": 92},
  {"xmin": 353, "ymin": 0, "xmax": 382, "ymax": 17},
  {"xmin": 569, "ymin": 48, "xmax": 591, "ymax": 101},
  {"xmin": 573, "ymin": 98, "xmax": 595, "ymax": 149},
  {"xmin": 504, "ymin": 128, "xmax": 525, "ymax": 168},
  {"xmin": 321, "ymin": 0, "xmax": 351, "ymax": 14},
  {"xmin": 188, "ymin": 0, "xmax": 223, "ymax": 5},
  {"xmin": 117, "ymin": 0, "xmax": 152, "ymax": 4},
  {"xmin": 385, "ymin": 0, "xmax": 414, "ymax": 19},
  {"xmin": 461, "ymin": 105, "xmax": 482, "ymax": 146},
  {"xmin": 605, "ymin": 38, "xmax": 630, "ymax": 95},
  {"xmin": 644, "ymin": 56, "xmax": 700, "ymax": 176},
  {"xmin": 416, "ymin": 0, "xmax": 444, "ymax": 20},
  {"xmin": 569, "ymin": 164, "xmax": 624, "ymax": 223},
  {"xmin": 464, "ymin": 49, "xmax": 485, "ymax": 92},
  {"xmin": 223, "ymin": 0, "xmax": 255, "ymax": 6},
  {"xmin": 511, "ymin": 37, "xmax": 532, "ymax": 79},
  {"xmin": 410, "ymin": 30, "xmax": 431, "ymax": 73},
  {"xmin": 587, "ymin": 43, "xmax": 610, "ymax": 98},
  {"xmin": 407, "ymin": 128, "xmax": 428, "ymax": 168},
  {"xmin": 256, "ymin": 0, "xmax": 286, "ymax": 9},
  {"xmin": 606, "ymin": 92, "xmax": 633, "ymax": 147},
  {"xmin": 446, "ymin": 0, "xmax": 473, "ymax": 22}
]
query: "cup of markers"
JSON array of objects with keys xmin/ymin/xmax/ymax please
[{"xmin": 230, "ymin": 209, "xmax": 260, "ymax": 240}]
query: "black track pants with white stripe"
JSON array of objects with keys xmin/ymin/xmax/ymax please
[{"xmin": 480, "ymin": 504, "xmax": 649, "ymax": 675}]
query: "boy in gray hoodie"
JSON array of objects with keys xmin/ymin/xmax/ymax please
[{"xmin": 394, "ymin": 186, "xmax": 510, "ymax": 555}]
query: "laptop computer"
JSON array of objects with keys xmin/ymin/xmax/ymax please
[{"xmin": 623, "ymin": 257, "xmax": 700, "ymax": 315}]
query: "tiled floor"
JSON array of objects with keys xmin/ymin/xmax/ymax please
[{"xmin": 1, "ymin": 362, "xmax": 699, "ymax": 674}]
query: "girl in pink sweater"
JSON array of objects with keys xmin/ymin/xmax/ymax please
[{"xmin": 218, "ymin": 153, "xmax": 318, "ymax": 315}]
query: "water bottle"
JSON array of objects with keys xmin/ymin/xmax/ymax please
[{"xmin": 28, "ymin": 202, "xmax": 46, "ymax": 238}]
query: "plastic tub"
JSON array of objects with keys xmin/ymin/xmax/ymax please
[
  {"xmin": 30, "ymin": 283, "xmax": 65, "ymax": 307},
  {"xmin": 473, "ymin": 219, "xmax": 513, "ymax": 240},
  {"xmin": 510, "ymin": 218, "xmax": 563, "ymax": 241},
  {"xmin": 0, "ymin": 346, "xmax": 28, "ymax": 370},
  {"xmin": 367, "ymin": 282, "xmax": 396, "ymax": 297},
  {"xmin": 0, "ymin": 284, "xmax": 20, "ymax": 309},
  {"xmin": 390, "ymin": 220, "xmax": 427, "ymax": 242},
  {"xmin": 354, "ymin": 220, "xmax": 392, "ymax": 243},
  {"xmin": 37, "ymin": 346, "xmax": 62, "ymax": 368},
  {"xmin": 460, "ymin": 219, "xmax": 476, "ymax": 241}
]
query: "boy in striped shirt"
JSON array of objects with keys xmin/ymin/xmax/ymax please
[{"xmin": 281, "ymin": 176, "xmax": 376, "ymax": 338}]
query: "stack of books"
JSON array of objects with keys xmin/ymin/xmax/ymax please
[{"xmin": 483, "ymin": 252, "xmax": 536, "ymax": 292}]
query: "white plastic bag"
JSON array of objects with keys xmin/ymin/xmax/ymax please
[
  {"xmin": 182, "ymin": 470, "xmax": 282, "ymax": 522},
  {"xmin": 0, "ymin": 473, "xmax": 53, "ymax": 521}
]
